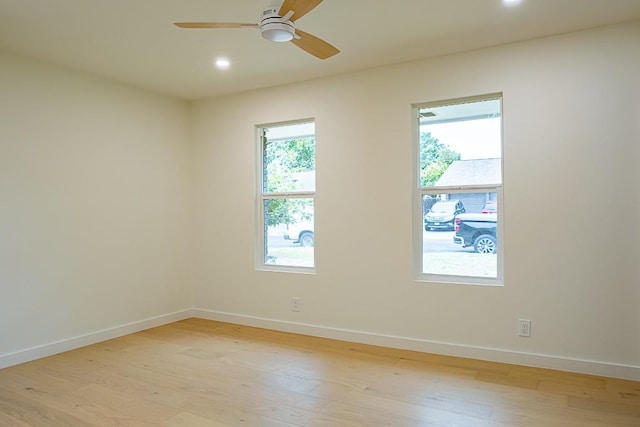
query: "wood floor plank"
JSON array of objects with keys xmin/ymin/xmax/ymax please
[
  {"xmin": 474, "ymin": 369, "xmax": 540, "ymax": 390},
  {"xmin": 567, "ymin": 394, "xmax": 640, "ymax": 418},
  {"xmin": 1, "ymin": 318, "xmax": 639, "ymax": 426},
  {"xmin": 0, "ymin": 411, "xmax": 34, "ymax": 427},
  {"xmin": 162, "ymin": 411, "xmax": 232, "ymax": 427},
  {"xmin": 0, "ymin": 386, "xmax": 95, "ymax": 427}
]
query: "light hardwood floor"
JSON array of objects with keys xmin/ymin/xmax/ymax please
[{"xmin": 1, "ymin": 318, "xmax": 639, "ymax": 426}]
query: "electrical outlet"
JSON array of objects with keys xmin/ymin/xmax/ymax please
[
  {"xmin": 518, "ymin": 319, "xmax": 531, "ymax": 337},
  {"xmin": 291, "ymin": 297, "xmax": 301, "ymax": 312}
]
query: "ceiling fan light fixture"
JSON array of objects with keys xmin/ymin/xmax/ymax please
[
  {"xmin": 260, "ymin": 10, "xmax": 295, "ymax": 42},
  {"xmin": 261, "ymin": 24, "xmax": 295, "ymax": 42}
]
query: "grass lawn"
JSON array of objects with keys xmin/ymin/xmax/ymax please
[
  {"xmin": 267, "ymin": 247, "xmax": 314, "ymax": 267},
  {"xmin": 423, "ymin": 252, "xmax": 497, "ymax": 278}
]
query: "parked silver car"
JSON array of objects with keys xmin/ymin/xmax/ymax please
[{"xmin": 424, "ymin": 200, "xmax": 466, "ymax": 231}]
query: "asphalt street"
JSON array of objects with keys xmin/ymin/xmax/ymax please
[{"xmin": 423, "ymin": 230, "xmax": 474, "ymax": 253}]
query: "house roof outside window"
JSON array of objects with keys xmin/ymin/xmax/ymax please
[{"xmin": 434, "ymin": 158, "xmax": 502, "ymax": 187}]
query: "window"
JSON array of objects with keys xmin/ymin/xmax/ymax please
[
  {"xmin": 258, "ymin": 120, "xmax": 315, "ymax": 271},
  {"xmin": 415, "ymin": 94, "xmax": 503, "ymax": 285}
]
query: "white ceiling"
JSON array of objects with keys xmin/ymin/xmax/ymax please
[{"xmin": 2, "ymin": 0, "xmax": 640, "ymax": 100}]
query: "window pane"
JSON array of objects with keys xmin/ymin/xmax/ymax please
[
  {"xmin": 422, "ymin": 192, "xmax": 497, "ymax": 278},
  {"xmin": 419, "ymin": 98, "xmax": 501, "ymax": 188},
  {"xmin": 263, "ymin": 122, "xmax": 315, "ymax": 193},
  {"xmin": 264, "ymin": 198, "xmax": 314, "ymax": 268}
]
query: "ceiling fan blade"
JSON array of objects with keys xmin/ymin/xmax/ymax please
[
  {"xmin": 279, "ymin": 0, "xmax": 323, "ymax": 22},
  {"xmin": 174, "ymin": 22, "xmax": 258, "ymax": 29},
  {"xmin": 291, "ymin": 29, "xmax": 339, "ymax": 59}
]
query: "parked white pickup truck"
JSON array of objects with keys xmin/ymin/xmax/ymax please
[{"xmin": 283, "ymin": 221, "xmax": 314, "ymax": 247}]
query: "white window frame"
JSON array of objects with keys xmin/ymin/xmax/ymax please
[
  {"xmin": 256, "ymin": 119, "xmax": 316, "ymax": 274},
  {"xmin": 413, "ymin": 94, "xmax": 504, "ymax": 286}
]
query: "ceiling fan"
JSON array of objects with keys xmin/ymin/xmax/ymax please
[{"xmin": 174, "ymin": 0, "xmax": 340, "ymax": 60}]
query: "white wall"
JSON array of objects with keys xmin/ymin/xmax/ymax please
[
  {"xmin": 0, "ymin": 51, "xmax": 193, "ymax": 359},
  {"xmin": 191, "ymin": 22, "xmax": 640, "ymax": 377},
  {"xmin": 1, "ymin": 22, "xmax": 637, "ymax": 379}
]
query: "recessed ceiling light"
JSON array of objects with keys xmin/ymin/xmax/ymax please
[
  {"xmin": 503, "ymin": 0, "xmax": 523, "ymax": 5},
  {"xmin": 215, "ymin": 57, "xmax": 231, "ymax": 70}
]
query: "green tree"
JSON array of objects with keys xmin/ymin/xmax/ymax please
[
  {"xmin": 419, "ymin": 132, "xmax": 460, "ymax": 187},
  {"xmin": 264, "ymin": 137, "xmax": 315, "ymax": 227},
  {"xmin": 265, "ymin": 138, "xmax": 314, "ymax": 175}
]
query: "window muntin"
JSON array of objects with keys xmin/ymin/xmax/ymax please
[
  {"xmin": 416, "ymin": 95, "xmax": 503, "ymax": 285},
  {"xmin": 259, "ymin": 121, "xmax": 315, "ymax": 271}
]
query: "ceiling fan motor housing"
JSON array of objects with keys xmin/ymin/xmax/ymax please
[{"xmin": 260, "ymin": 8, "xmax": 295, "ymax": 42}]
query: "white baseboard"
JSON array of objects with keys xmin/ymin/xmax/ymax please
[
  {"xmin": 0, "ymin": 309, "xmax": 193, "ymax": 370},
  {"xmin": 3, "ymin": 308, "xmax": 637, "ymax": 381},
  {"xmin": 193, "ymin": 308, "xmax": 640, "ymax": 381}
]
